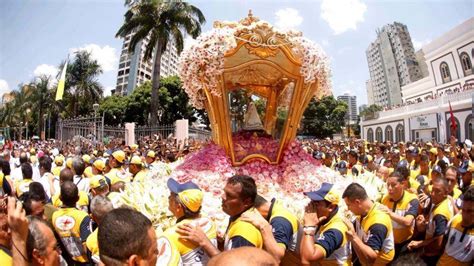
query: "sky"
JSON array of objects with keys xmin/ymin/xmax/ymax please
[{"xmin": 0, "ymin": 0, "xmax": 472, "ymax": 107}]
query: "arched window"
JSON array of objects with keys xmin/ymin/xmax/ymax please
[
  {"xmin": 460, "ymin": 52, "xmax": 472, "ymax": 76},
  {"xmin": 447, "ymin": 117, "xmax": 461, "ymax": 141},
  {"xmin": 376, "ymin": 127, "xmax": 383, "ymax": 142},
  {"xmin": 385, "ymin": 126, "xmax": 393, "ymax": 142},
  {"xmin": 395, "ymin": 124, "xmax": 405, "ymax": 143},
  {"xmin": 367, "ymin": 128, "xmax": 374, "ymax": 142},
  {"xmin": 440, "ymin": 62, "xmax": 451, "ymax": 83},
  {"xmin": 466, "ymin": 115, "xmax": 473, "ymax": 141}
]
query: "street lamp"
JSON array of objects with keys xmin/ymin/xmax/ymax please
[
  {"xmin": 19, "ymin": 122, "xmax": 23, "ymax": 141},
  {"xmin": 93, "ymin": 103, "xmax": 99, "ymax": 147},
  {"xmin": 43, "ymin": 114, "xmax": 48, "ymax": 141},
  {"xmin": 93, "ymin": 103, "xmax": 99, "ymax": 117}
]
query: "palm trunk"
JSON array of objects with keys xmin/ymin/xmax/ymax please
[{"xmin": 150, "ymin": 41, "xmax": 163, "ymax": 126}]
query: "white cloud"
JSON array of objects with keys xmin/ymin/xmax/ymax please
[
  {"xmin": 321, "ymin": 0, "xmax": 367, "ymax": 35},
  {"xmin": 0, "ymin": 79, "xmax": 10, "ymax": 97},
  {"xmin": 274, "ymin": 8, "xmax": 303, "ymax": 31},
  {"xmin": 103, "ymin": 86, "xmax": 114, "ymax": 97},
  {"xmin": 33, "ymin": 64, "xmax": 59, "ymax": 78},
  {"xmin": 412, "ymin": 38, "xmax": 430, "ymax": 51},
  {"xmin": 70, "ymin": 44, "xmax": 118, "ymax": 72}
]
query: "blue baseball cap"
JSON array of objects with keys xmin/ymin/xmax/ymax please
[
  {"xmin": 304, "ymin": 183, "xmax": 340, "ymax": 204},
  {"xmin": 458, "ymin": 160, "xmax": 469, "ymax": 174}
]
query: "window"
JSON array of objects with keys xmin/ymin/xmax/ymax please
[
  {"xmin": 440, "ymin": 62, "xmax": 451, "ymax": 83},
  {"xmin": 376, "ymin": 127, "xmax": 383, "ymax": 142},
  {"xmin": 395, "ymin": 124, "xmax": 405, "ymax": 142},
  {"xmin": 466, "ymin": 115, "xmax": 473, "ymax": 141},
  {"xmin": 385, "ymin": 126, "xmax": 393, "ymax": 142},
  {"xmin": 460, "ymin": 52, "xmax": 472, "ymax": 76},
  {"xmin": 367, "ymin": 128, "xmax": 374, "ymax": 142}
]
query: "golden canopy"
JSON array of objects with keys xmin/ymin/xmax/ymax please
[{"xmin": 179, "ymin": 11, "xmax": 331, "ymax": 166}]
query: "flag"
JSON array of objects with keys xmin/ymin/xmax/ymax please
[
  {"xmin": 449, "ymin": 100, "xmax": 457, "ymax": 136},
  {"xmin": 55, "ymin": 58, "xmax": 68, "ymax": 101}
]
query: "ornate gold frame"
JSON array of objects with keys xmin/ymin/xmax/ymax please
[{"xmin": 203, "ymin": 12, "xmax": 322, "ymax": 166}]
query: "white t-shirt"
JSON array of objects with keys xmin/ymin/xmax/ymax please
[{"xmin": 73, "ymin": 175, "xmax": 90, "ymax": 193}]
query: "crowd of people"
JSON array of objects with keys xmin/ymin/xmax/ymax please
[
  {"xmin": 0, "ymin": 134, "xmax": 473, "ymax": 265},
  {"xmin": 381, "ymin": 83, "xmax": 472, "ymax": 111}
]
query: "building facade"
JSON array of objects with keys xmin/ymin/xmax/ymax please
[
  {"xmin": 361, "ymin": 18, "xmax": 474, "ymax": 143},
  {"xmin": 114, "ymin": 34, "xmax": 179, "ymax": 96},
  {"xmin": 366, "ymin": 22, "xmax": 424, "ymax": 107},
  {"xmin": 338, "ymin": 93, "xmax": 358, "ymax": 123}
]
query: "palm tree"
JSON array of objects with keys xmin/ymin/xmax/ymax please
[
  {"xmin": 0, "ymin": 84, "xmax": 33, "ymax": 139},
  {"xmin": 116, "ymin": 0, "xmax": 205, "ymax": 125},
  {"xmin": 29, "ymin": 75, "xmax": 54, "ymax": 136},
  {"xmin": 62, "ymin": 51, "xmax": 103, "ymax": 117}
]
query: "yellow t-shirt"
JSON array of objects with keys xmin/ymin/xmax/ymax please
[
  {"xmin": 355, "ymin": 203, "xmax": 395, "ymax": 265},
  {"xmin": 52, "ymin": 191, "xmax": 89, "ymax": 212},
  {"xmin": 381, "ymin": 192, "xmax": 419, "ymax": 244},
  {"xmin": 224, "ymin": 208, "xmax": 263, "ymax": 250},
  {"xmin": 314, "ymin": 211, "xmax": 351, "ymax": 266},
  {"xmin": 157, "ymin": 217, "xmax": 217, "ymax": 266},
  {"xmin": 0, "ymin": 246, "xmax": 12, "ymax": 266},
  {"xmin": 86, "ymin": 228, "xmax": 99, "ymax": 261},
  {"xmin": 437, "ymin": 214, "xmax": 474, "ymax": 265}
]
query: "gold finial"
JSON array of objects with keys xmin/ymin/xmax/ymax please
[{"xmin": 239, "ymin": 10, "xmax": 259, "ymax": 26}]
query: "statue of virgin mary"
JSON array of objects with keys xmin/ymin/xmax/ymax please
[{"xmin": 243, "ymin": 102, "xmax": 264, "ymax": 131}]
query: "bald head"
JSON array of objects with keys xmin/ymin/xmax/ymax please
[
  {"xmin": 208, "ymin": 247, "xmax": 277, "ymax": 266},
  {"xmin": 377, "ymin": 166, "xmax": 390, "ymax": 180}
]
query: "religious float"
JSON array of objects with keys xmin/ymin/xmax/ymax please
[{"xmin": 117, "ymin": 11, "xmax": 385, "ymax": 264}]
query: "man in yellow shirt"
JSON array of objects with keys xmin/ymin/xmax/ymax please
[
  {"xmin": 238, "ymin": 195, "xmax": 300, "ymax": 264},
  {"xmin": 128, "ymin": 156, "xmax": 149, "ymax": 182},
  {"xmin": 157, "ymin": 179, "xmax": 217, "ymax": 265},
  {"xmin": 380, "ymin": 171, "xmax": 419, "ymax": 258},
  {"xmin": 300, "ymin": 182, "xmax": 351, "ymax": 265},
  {"xmin": 408, "ymin": 177, "xmax": 452, "ymax": 265},
  {"xmin": 86, "ymin": 195, "xmax": 114, "ymax": 264},
  {"xmin": 52, "ymin": 181, "xmax": 92, "ymax": 264},
  {"xmin": 343, "ymin": 183, "xmax": 395, "ymax": 265},
  {"xmin": 438, "ymin": 186, "xmax": 474, "ymax": 265}
]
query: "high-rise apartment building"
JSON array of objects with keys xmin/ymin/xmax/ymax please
[
  {"xmin": 337, "ymin": 93, "xmax": 358, "ymax": 123},
  {"xmin": 365, "ymin": 80, "xmax": 374, "ymax": 105},
  {"xmin": 114, "ymin": 34, "xmax": 179, "ymax": 96},
  {"xmin": 366, "ymin": 22, "xmax": 423, "ymax": 107}
]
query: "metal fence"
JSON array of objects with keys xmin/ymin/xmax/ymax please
[
  {"xmin": 135, "ymin": 124, "xmax": 175, "ymax": 141},
  {"xmin": 56, "ymin": 116, "xmax": 103, "ymax": 144},
  {"xmin": 56, "ymin": 117, "xmax": 211, "ymax": 144}
]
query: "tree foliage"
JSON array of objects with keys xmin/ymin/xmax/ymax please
[
  {"xmin": 359, "ymin": 104, "xmax": 382, "ymax": 117},
  {"xmin": 116, "ymin": 0, "xmax": 205, "ymax": 125},
  {"xmin": 99, "ymin": 76, "xmax": 204, "ymax": 126},
  {"xmin": 299, "ymin": 96, "xmax": 348, "ymax": 138}
]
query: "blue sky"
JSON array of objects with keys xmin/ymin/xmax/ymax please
[{"xmin": 0, "ymin": 0, "xmax": 472, "ymax": 107}]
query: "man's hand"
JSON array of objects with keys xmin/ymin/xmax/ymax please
[
  {"xmin": 176, "ymin": 223, "xmax": 208, "ymax": 246},
  {"xmin": 240, "ymin": 209, "xmax": 268, "ymax": 230},
  {"xmin": 407, "ymin": 240, "xmax": 423, "ymax": 251},
  {"xmin": 303, "ymin": 204, "xmax": 326, "ymax": 226},
  {"xmin": 342, "ymin": 218, "xmax": 356, "ymax": 241},
  {"xmin": 7, "ymin": 197, "xmax": 28, "ymax": 240}
]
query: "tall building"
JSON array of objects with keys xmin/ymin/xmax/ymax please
[
  {"xmin": 366, "ymin": 22, "xmax": 423, "ymax": 107},
  {"xmin": 365, "ymin": 80, "xmax": 374, "ymax": 105},
  {"xmin": 361, "ymin": 18, "xmax": 473, "ymax": 144},
  {"xmin": 337, "ymin": 93, "xmax": 358, "ymax": 123},
  {"xmin": 114, "ymin": 34, "xmax": 179, "ymax": 96}
]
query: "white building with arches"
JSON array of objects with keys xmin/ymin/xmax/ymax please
[{"xmin": 361, "ymin": 18, "xmax": 473, "ymax": 143}]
